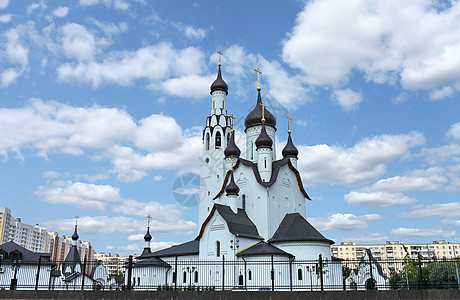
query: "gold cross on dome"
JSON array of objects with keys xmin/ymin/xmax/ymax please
[
  {"xmin": 147, "ymin": 215, "xmax": 152, "ymax": 228},
  {"xmin": 229, "ymin": 114, "xmax": 235, "ymax": 131},
  {"xmin": 75, "ymin": 215, "xmax": 79, "ymax": 226},
  {"xmin": 254, "ymin": 68, "xmax": 262, "ymax": 91},
  {"xmin": 217, "ymin": 51, "xmax": 223, "ymax": 66},
  {"xmin": 260, "ymin": 101, "xmax": 266, "ymax": 123},
  {"xmin": 286, "ymin": 114, "xmax": 292, "ymax": 133}
]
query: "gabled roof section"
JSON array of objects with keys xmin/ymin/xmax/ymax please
[
  {"xmin": 213, "ymin": 157, "xmax": 310, "ymax": 200},
  {"xmin": 62, "ymin": 245, "xmax": 81, "ymax": 275},
  {"xmin": 0, "ymin": 241, "xmax": 53, "ymax": 265},
  {"xmin": 237, "ymin": 241, "xmax": 293, "ymax": 257},
  {"xmin": 149, "ymin": 240, "xmax": 199, "ymax": 258},
  {"xmin": 133, "ymin": 257, "xmax": 171, "ymax": 268},
  {"xmin": 269, "ymin": 213, "xmax": 334, "ymax": 245},
  {"xmin": 196, "ymin": 204, "xmax": 263, "ymax": 240}
]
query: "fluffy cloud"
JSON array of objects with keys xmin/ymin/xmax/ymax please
[
  {"xmin": 0, "ymin": 0, "xmax": 9, "ymax": 9},
  {"xmin": 340, "ymin": 233, "xmax": 389, "ymax": 244},
  {"xmin": 0, "ymin": 99, "xmax": 136, "ymax": 157},
  {"xmin": 398, "ymin": 202, "xmax": 460, "ymax": 219},
  {"xmin": 61, "ymin": 23, "xmax": 98, "ymax": 61},
  {"xmin": 35, "ymin": 180, "xmax": 186, "ymax": 222},
  {"xmin": 390, "ymin": 227, "xmax": 456, "ymax": 238},
  {"xmin": 309, "ymin": 213, "xmax": 383, "ymax": 231},
  {"xmin": 173, "ymin": 23, "xmax": 208, "ymax": 40},
  {"xmin": 0, "ymin": 14, "xmax": 11, "ymax": 23},
  {"xmin": 448, "ymin": 122, "xmax": 460, "ymax": 142},
  {"xmin": 332, "ymin": 89, "xmax": 362, "ymax": 112},
  {"xmin": 44, "ymin": 215, "xmax": 196, "ymax": 235},
  {"xmin": 344, "ymin": 191, "xmax": 417, "ymax": 207},
  {"xmin": 79, "ymin": 0, "xmax": 133, "ymax": 10},
  {"xmin": 0, "ymin": 27, "xmax": 29, "ymax": 87},
  {"xmin": 88, "ymin": 18, "xmax": 128, "ymax": 35},
  {"xmin": 52, "ymin": 6, "xmax": 69, "ymax": 18},
  {"xmin": 298, "ymin": 132, "xmax": 425, "ymax": 186},
  {"xmin": 283, "ymin": 0, "xmax": 460, "ymax": 98}
]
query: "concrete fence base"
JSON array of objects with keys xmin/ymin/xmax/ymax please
[{"xmin": 1, "ymin": 290, "xmax": 460, "ymax": 299}]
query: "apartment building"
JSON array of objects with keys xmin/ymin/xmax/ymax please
[
  {"xmin": 94, "ymin": 252, "xmax": 130, "ymax": 276},
  {"xmin": 0, "ymin": 207, "xmax": 12, "ymax": 244},
  {"xmin": 331, "ymin": 240, "xmax": 460, "ymax": 261},
  {"xmin": 8, "ymin": 218, "xmax": 51, "ymax": 253}
]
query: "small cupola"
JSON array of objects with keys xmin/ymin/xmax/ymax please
[
  {"xmin": 225, "ymin": 172, "xmax": 239, "ymax": 196},
  {"xmin": 224, "ymin": 131, "xmax": 241, "ymax": 158},
  {"xmin": 210, "ymin": 65, "xmax": 228, "ymax": 95},
  {"xmin": 282, "ymin": 133, "xmax": 298, "ymax": 158},
  {"xmin": 255, "ymin": 123, "xmax": 273, "ymax": 149},
  {"xmin": 244, "ymin": 90, "xmax": 276, "ymax": 130}
]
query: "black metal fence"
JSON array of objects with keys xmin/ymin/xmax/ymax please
[{"xmin": 1, "ymin": 255, "xmax": 460, "ymax": 291}]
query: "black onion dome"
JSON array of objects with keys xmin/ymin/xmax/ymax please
[
  {"xmin": 210, "ymin": 65, "xmax": 228, "ymax": 95},
  {"xmin": 144, "ymin": 227, "xmax": 152, "ymax": 242},
  {"xmin": 244, "ymin": 90, "xmax": 276, "ymax": 130},
  {"xmin": 255, "ymin": 123, "xmax": 273, "ymax": 148},
  {"xmin": 282, "ymin": 133, "xmax": 299, "ymax": 157},
  {"xmin": 72, "ymin": 225, "xmax": 79, "ymax": 241},
  {"xmin": 225, "ymin": 173, "xmax": 239, "ymax": 196},
  {"xmin": 224, "ymin": 131, "xmax": 241, "ymax": 158}
]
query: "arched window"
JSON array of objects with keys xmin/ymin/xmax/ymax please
[
  {"xmin": 298, "ymin": 268, "xmax": 303, "ymax": 280},
  {"xmin": 215, "ymin": 132, "xmax": 221, "ymax": 148},
  {"xmin": 206, "ymin": 133, "xmax": 210, "ymax": 150},
  {"xmin": 248, "ymin": 270, "xmax": 252, "ymax": 280},
  {"xmin": 242, "ymin": 195, "xmax": 246, "ymax": 211},
  {"xmin": 194, "ymin": 271, "xmax": 198, "ymax": 283},
  {"xmin": 251, "ymin": 142, "xmax": 254, "ymax": 160},
  {"xmin": 264, "ymin": 158, "xmax": 267, "ymax": 168},
  {"xmin": 183, "ymin": 271, "xmax": 187, "ymax": 283},
  {"xmin": 172, "ymin": 272, "xmax": 176, "ymax": 283},
  {"xmin": 216, "ymin": 241, "xmax": 221, "ymax": 257},
  {"xmin": 137, "ymin": 277, "xmax": 140, "ymax": 286},
  {"xmin": 238, "ymin": 275, "xmax": 244, "ymax": 285}
]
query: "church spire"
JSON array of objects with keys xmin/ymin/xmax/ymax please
[
  {"xmin": 72, "ymin": 215, "xmax": 79, "ymax": 245},
  {"xmin": 210, "ymin": 51, "xmax": 228, "ymax": 95},
  {"xmin": 224, "ymin": 130, "xmax": 241, "ymax": 158},
  {"xmin": 282, "ymin": 114, "xmax": 299, "ymax": 158},
  {"xmin": 141, "ymin": 215, "xmax": 152, "ymax": 256}
]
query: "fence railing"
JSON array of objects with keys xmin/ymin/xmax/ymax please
[{"xmin": 1, "ymin": 255, "xmax": 460, "ymax": 291}]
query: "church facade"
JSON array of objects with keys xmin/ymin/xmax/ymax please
[{"xmin": 131, "ymin": 60, "xmax": 343, "ymax": 290}]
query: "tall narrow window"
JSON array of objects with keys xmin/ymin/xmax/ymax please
[
  {"xmin": 194, "ymin": 271, "xmax": 198, "ymax": 283},
  {"xmin": 172, "ymin": 272, "xmax": 176, "ymax": 283},
  {"xmin": 298, "ymin": 268, "xmax": 303, "ymax": 280},
  {"xmin": 248, "ymin": 270, "xmax": 252, "ymax": 280},
  {"xmin": 251, "ymin": 142, "xmax": 254, "ymax": 160},
  {"xmin": 264, "ymin": 158, "xmax": 267, "ymax": 168},
  {"xmin": 238, "ymin": 275, "xmax": 244, "ymax": 285},
  {"xmin": 183, "ymin": 271, "xmax": 187, "ymax": 283},
  {"xmin": 242, "ymin": 195, "xmax": 246, "ymax": 211},
  {"xmin": 206, "ymin": 133, "xmax": 210, "ymax": 150},
  {"xmin": 215, "ymin": 132, "xmax": 221, "ymax": 148},
  {"xmin": 216, "ymin": 241, "xmax": 221, "ymax": 257}
]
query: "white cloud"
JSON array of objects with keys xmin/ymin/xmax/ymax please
[
  {"xmin": 297, "ymin": 132, "xmax": 425, "ymax": 186},
  {"xmin": 344, "ymin": 191, "xmax": 417, "ymax": 207},
  {"xmin": 52, "ymin": 6, "xmax": 69, "ymax": 18},
  {"xmin": 27, "ymin": 3, "xmax": 40, "ymax": 14},
  {"xmin": 4, "ymin": 28, "xmax": 29, "ymax": 67},
  {"xmin": 153, "ymin": 175, "xmax": 164, "ymax": 182},
  {"xmin": 79, "ymin": 0, "xmax": 131, "ymax": 10},
  {"xmin": 173, "ymin": 188, "xmax": 200, "ymax": 195},
  {"xmin": 361, "ymin": 167, "xmax": 448, "ymax": 193},
  {"xmin": 127, "ymin": 234, "xmax": 144, "ymax": 241},
  {"xmin": 0, "ymin": 0, "xmax": 9, "ymax": 9},
  {"xmin": 391, "ymin": 227, "xmax": 456, "ymax": 238},
  {"xmin": 61, "ymin": 23, "xmax": 98, "ymax": 61},
  {"xmin": 282, "ymin": 0, "xmax": 460, "ymax": 97},
  {"xmin": 398, "ymin": 202, "xmax": 460, "ymax": 219},
  {"xmin": 134, "ymin": 114, "xmax": 183, "ymax": 152},
  {"xmin": 309, "ymin": 213, "xmax": 383, "ymax": 231},
  {"xmin": 159, "ymin": 74, "xmax": 212, "ymax": 99},
  {"xmin": 0, "ymin": 99, "xmax": 136, "ymax": 157},
  {"xmin": 1, "ymin": 68, "xmax": 23, "ymax": 87},
  {"xmin": 448, "ymin": 122, "xmax": 460, "ymax": 142},
  {"xmin": 332, "ymin": 89, "xmax": 362, "ymax": 112},
  {"xmin": 173, "ymin": 23, "xmax": 208, "ymax": 40},
  {"xmin": 89, "ymin": 18, "xmax": 128, "ymax": 35},
  {"xmin": 45, "ymin": 215, "xmax": 196, "ymax": 235},
  {"xmin": 35, "ymin": 181, "xmax": 123, "ymax": 211},
  {"xmin": 340, "ymin": 233, "xmax": 389, "ymax": 244},
  {"xmin": 430, "ymin": 86, "xmax": 454, "ymax": 100},
  {"xmin": 0, "ymin": 13, "xmax": 11, "ymax": 23},
  {"xmin": 112, "ymin": 199, "xmax": 183, "ymax": 221},
  {"xmin": 42, "ymin": 171, "xmax": 62, "ymax": 179}
]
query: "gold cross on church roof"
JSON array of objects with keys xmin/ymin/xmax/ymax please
[
  {"xmin": 75, "ymin": 215, "xmax": 79, "ymax": 226},
  {"xmin": 229, "ymin": 114, "xmax": 235, "ymax": 131},
  {"xmin": 217, "ymin": 51, "xmax": 223, "ymax": 66},
  {"xmin": 147, "ymin": 215, "xmax": 152, "ymax": 228},
  {"xmin": 286, "ymin": 114, "xmax": 292, "ymax": 133},
  {"xmin": 254, "ymin": 67, "xmax": 262, "ymax": 91},
  {"xmin": 260, "ymin": 101, "xmax": 266, "ymax": 123}
]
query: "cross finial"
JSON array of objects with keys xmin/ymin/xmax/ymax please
[
  {"xmin": 147, "ymin": 215, "xmax": 152, "ymax": 228},
  {"xmin": 286, "ymin": 114, "xmax": 292, "ymax": 133},
  {"xmin": 229, "ymin": 114, "xmax": 235, "ymax": 132},
  {"xmin": 254, "ymin": 68, "xmax": 262, "ymax": 91},
  {"xmin": 217, "ymin": 51, "xmax": 223, "ymax": 66},
  {"xmin": 75, "ymin": 215, "xmax": 79, "ymax": 226},
  {"xmin": 260, "ymin": 101, "xmax": 266, "ymax": 123}
]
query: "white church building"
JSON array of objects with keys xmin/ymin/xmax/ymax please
[{"xmin": 130, "ymin": 59, "xmax": 343, "ymax": 290}]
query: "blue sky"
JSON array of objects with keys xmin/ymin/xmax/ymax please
[{"xmin": 1, "ymin": 0, "xmax": 460, "ymax": 255}]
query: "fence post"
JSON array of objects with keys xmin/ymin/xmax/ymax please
[
  {"xmin": 319, "ymin": 254, "xmax": 324, "ymax": 291},
  {"xmin": 222, "ymin": 255, "xmax": 225, "ymax": 290},
  {"xmin": 455, "ymin": 259, "xmax": 460, "ymax": 290},
  {"xmin": 35, "ymin": 255, "xmax": 42, "ymax": 290},
  {"xmin": 418, "ymin": 255, "xmax": 424, "ymax": 289},
  {"xmin": 81, "ymin": 255, "xmax": 87, "ymax": 291},
  {"xmin": 369, "ymin": 254, "xmax": 374, "ymax": 290},
  {"xmin": 289, "ymin": 257, "xmax": 293, "ymax": 291},
  {"xmin": 127, "ymin": 255, "xmax": 133, "ymax": 291},
  {"xmin": 243, "ymin": 257, "xmax": 247, "ymax": 290},
  {"xmin": 271, "ymin": 255, "xmax": 275, "ymax": 291},
  {"xmin": 174, "ymin": 256, "xmax": 178, "ymax": 290}
]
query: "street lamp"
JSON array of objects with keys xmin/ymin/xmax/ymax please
[
  {"xmin": 186, "ymin": 267, "xmax": 196, "ymax": 287},
  {"xmin": 10, "ymin": 257, "xmax": 21, "ymax": 290}
]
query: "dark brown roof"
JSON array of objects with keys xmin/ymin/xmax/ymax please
[
  {"xmin": 269, "ymin": 213, "xmax": 334, "ymax": 244},
  {"xmin": 210, "ymin": 65, "xmax": 228, "ymax": 95},
  {"xmin": 0, "ymin": 241, "xmax": 53, "ymax": 265},
  {"xmin": 244, "ymin": 90, "xmax": 276, "ymax": 130},
  {"xmin": 237, "ymin": 241, "xmax": 293, "ymax": 257},
  {"xmin": 196, "ymin": 204, "xmax": 263, "ymax": 240},
  {"xmin": 149, "ymin": 240, "xmax": 199, "ymax": 257}
]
